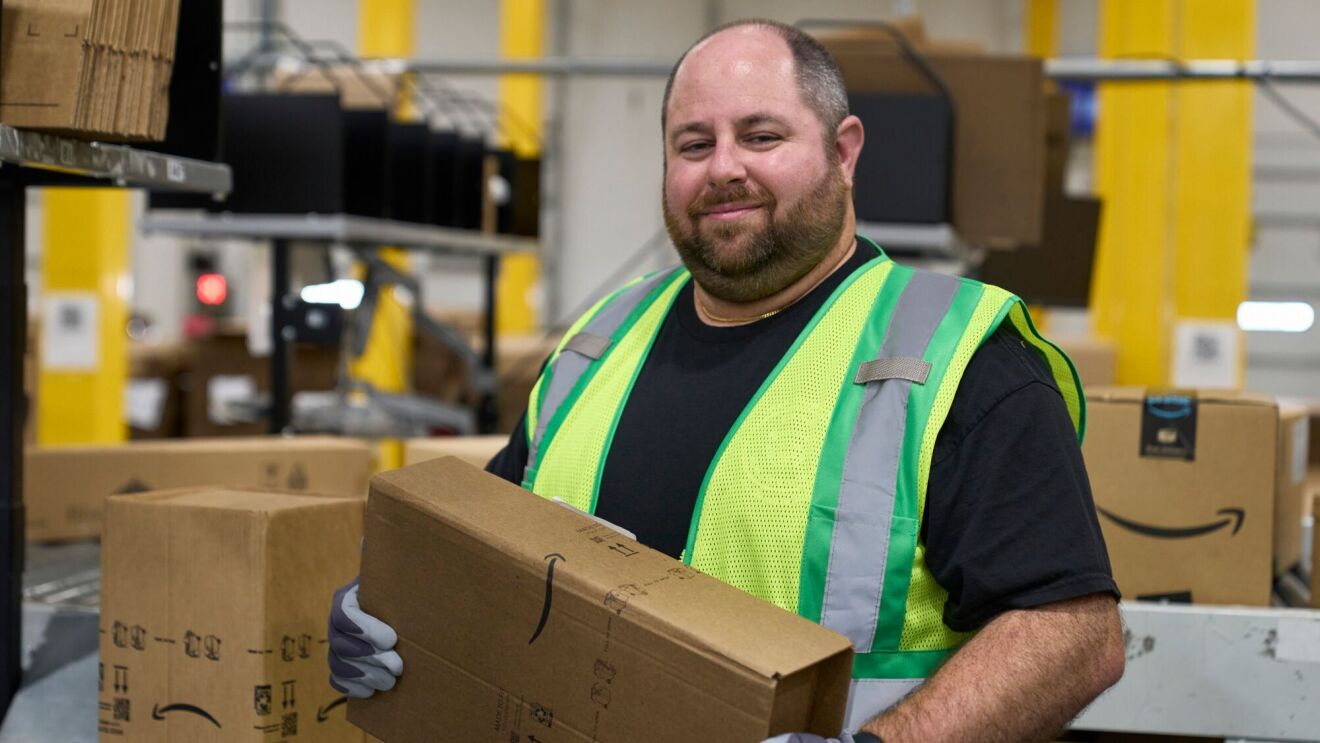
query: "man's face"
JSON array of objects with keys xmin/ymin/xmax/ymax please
[{"xmin": 662, "ymin": 28, "xmax": 849, "ymax": 303}]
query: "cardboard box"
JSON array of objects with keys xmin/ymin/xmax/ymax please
[
  {"xmin": 1310, "ymin": 493, "xmax": 1319, "ymax": 609},
  {"xmin": 0, "ymin": 0, "xmax": 181, "ymax": 140},
  {"xmin": 25, "ymin": 436, "xmax": 370, "ymax": 542},
  {"xmin": 1053, "ymin": 336, "xmax": 1117, "ymax": 388},
  {"xmin": 99, "ymin": 486, "xmax": 365, "ymax": 741},
  {"xmin": 349, "ymin": 458, "xmax": 854, "ymax": 742},
  {"xmin": 127, "ymin": 343, "xmax": 189, "ymax": 440},
  {"xmin": 1083, "ymin": 388, "xmax": 1276, "ymax": 606},
  {"xmin": 821, "ymin": 36, "xmax": 1045, "ymax": 247},
  {"xmin": 1276, "ymin": 405, "xmax": 1311, "ymax": 573},
  {"xmin": 402, "ymin": 435, "xmax": 507, "ymax": 468},
  {"xmin": 185, "ymin": 328, "xmax": 339, "ymax": 438}
]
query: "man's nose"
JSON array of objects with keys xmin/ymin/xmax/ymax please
[{"xmin": 706, "ymin": 139, "xmax": 747, "ymax": 187}]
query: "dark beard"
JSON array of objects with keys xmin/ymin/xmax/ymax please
[{"xmin": 663, "ymin": 166, "xmax": 849, "ymax": 304}]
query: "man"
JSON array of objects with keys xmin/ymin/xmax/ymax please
[{"xmin": 330, "ymin": 19, "xmax": 1125, "ymax": 742}]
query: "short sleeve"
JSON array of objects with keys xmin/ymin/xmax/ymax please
[{"xmin": 922, "ymin": 328, "xmax": 1119, "ymax": 632}]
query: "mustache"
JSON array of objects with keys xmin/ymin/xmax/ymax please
[{"xmin": 686, "ymin": 185, "xmax": 772, "ymax": 218}]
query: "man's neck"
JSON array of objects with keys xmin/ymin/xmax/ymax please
[{"xmin": 694, "ymin": 228, "xmax": 859, "ymax": 327}]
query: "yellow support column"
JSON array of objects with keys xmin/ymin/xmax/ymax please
[
  {"xmin": 1091, "ymin": 0, "xmax": 1253, "ymax": 386},
  {"xmin": 357, "ymin": 0, "xmax": 417, "ymax": 470},
  {"xmin": 496, "ymin": 0, "xmax": 543, "ymax": 334},
  {"xmin": 1025, "ymin": 0, "xmax": 1060, "ymax": 59},
  {"xmin": 38, "ymin": 189, "xmax": 131, "ymax": 444},
  {"xmin": 1172, "ymin": 1, "xmax": 1254, "ymax": 384}
]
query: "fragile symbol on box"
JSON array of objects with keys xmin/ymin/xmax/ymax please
[
  {"xmin": 531, "ymin": 703, "xmax": 553, "ymax": 728},
  {"xmin": 254, "ymin": 685, "xmax": 272, "ymax": 716}
]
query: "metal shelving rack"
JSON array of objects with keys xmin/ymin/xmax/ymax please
[
  {"xmin": 0, "ymin": 123, "xmax": 232, "ymax": 723},
  {"xmin": 138, "ymin": 212, "xmax": 538, "ymax": 434}
]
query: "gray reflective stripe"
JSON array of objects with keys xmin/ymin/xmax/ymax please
[
  {"xmin": 844, "ymin": 678, "xmax": 924, "ymax": 732},
  {"xmin": 855, "ymin": 357, "xmax": 932, "ymax": 385},
  {"xmin": 562, "ymin": 332, "xmax": 612, "ymax": 360},
  {"xmin": 819, "ymin": 270, "xmax": 961, "ymax": 652},
  {"xmin": 527, "ymin": 269, "xmax": 679, "ymax": 471}
]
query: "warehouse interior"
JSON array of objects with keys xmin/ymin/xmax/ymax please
[{"xmin": 2, "ymin": 0, "xmax": 1320, "ymax": 741}]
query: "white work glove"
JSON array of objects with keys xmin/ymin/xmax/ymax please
[{"xmin": 327, "ymin": 578, "xmax": 404, "ymax": 698}]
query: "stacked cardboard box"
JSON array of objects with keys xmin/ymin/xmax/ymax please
[
  {"xmin": 1083, "ymin": 388, "xmax": 1279, "ymax": 606},
  {"xmin": 402, "ymin": 435, "xmax": 507, "ymax": 468},
  {"xmin": 25, "ymin": 437, "xmax": 371, "ymax": 542},
  {"xmin": 349, "ymin": 457, "xmax": 854, "ymax": 742},
  {"xmin": 0, "ymin": 0, "xmax": 182, "ymax": 140},
  {"xmin": 99, "ymin": 486, "xmax": 366, "ymax": 741},
  {"xmin": 127, "ymin": 342, "xmax": 188, "ymax": 440}
]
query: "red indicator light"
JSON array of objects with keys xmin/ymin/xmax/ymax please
[{"xmin": 196, "ymin": 273, "xmax": 228, "ymax": 306}]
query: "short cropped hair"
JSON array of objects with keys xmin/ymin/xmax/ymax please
[{"xmin": 661, "ymin": 19, "xmax": 849, "ymax": 139}]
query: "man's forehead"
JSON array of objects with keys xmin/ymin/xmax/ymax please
[{"xmin": 672, "ymin": 26, "xmax": 795, "ymax": 94}]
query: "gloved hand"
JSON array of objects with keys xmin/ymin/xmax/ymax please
[
  {"xmin": 328, "ymin": 578, "xmax": 404, "ymax": 698},
  {"xmin": 762, "ymin": 734, "xmax": 864, "ymax": 743}
]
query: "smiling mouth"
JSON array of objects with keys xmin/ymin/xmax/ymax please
[{"xmin": 701, "ymin": 203, "xmax": 763, "ymax": 221}]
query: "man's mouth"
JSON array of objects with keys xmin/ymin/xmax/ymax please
[{"xmin": 700, "ymin": 202, "xmax": 764, "ymax": 221}]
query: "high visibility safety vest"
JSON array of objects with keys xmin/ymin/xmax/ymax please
[{"xmin": 521, "ymin": 242, "xmax": 1085, "ymax": 731}]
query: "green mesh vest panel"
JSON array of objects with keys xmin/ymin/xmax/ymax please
[{"xmin": 524, "ymin": 251, "xmax": 1085, "ymax": 682}]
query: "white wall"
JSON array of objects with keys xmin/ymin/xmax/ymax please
[{"xmin": 1246, "ymin": 0, "xmax": 1320, "ymax": 398}]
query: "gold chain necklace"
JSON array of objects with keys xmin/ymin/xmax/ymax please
[{"xmin": 694, "ymin": 290, "xmax": 794, "ymax": 324}]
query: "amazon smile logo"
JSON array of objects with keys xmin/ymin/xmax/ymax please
[
  {"xmin": 151, "ymin": 703, "xmax": 221, "ymax": 728},
  {"xmin": 529, "ymin": 552, "xmax": 566, "ymax": 645},
  {"xmin": 1096, "ymin": 506, "xmax": 1244, "ymax": 539}
]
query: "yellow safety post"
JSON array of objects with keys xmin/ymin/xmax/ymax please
[
  {"xmin": 356, "ymin": 0, "xmax": 417, "ymax": 470},
  {"xmin": 1172, "ymin": 1, "xmax": 1254, "ymax": 384},
  {"xmin": 38, "ymin": 189, "xmax": 131, "ymax": 444},
  {"xmin": 1025, "ymin": 0, "xmax": 1059, "ymax": 59},
  {"xmin": 496, "ymin": 0, "xmax": 543, "ymax": 334},
  {"xmin": 1091, "ymin": 0, "xmax": 1253, "ymax": 386}
]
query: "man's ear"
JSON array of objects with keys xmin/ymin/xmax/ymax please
[{"xmin": 834, "ymin": 115, "xmax": 864, "ymax": 187}]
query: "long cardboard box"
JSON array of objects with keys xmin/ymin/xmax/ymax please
[
  {"xmin": 402, "ymin": 435, "xmax": 507, "ymax": 468},
  {"xmin": 26, "ymin": 437, "xmax": 371, "ymax": 542},
  {"xmin": 349, "ymin": 457, "xmax": 854, "ymax": 742},
  {"xmin": 1083, "ymin": 388, "xmax": 1276, "ymax": 606},
  {"xmin": 99, "ymin": 486, "xmax": 365, "ymax": 741}
]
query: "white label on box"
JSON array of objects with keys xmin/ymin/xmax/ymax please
[
  {"xmin": 41, "ymin": 292, "xmax": 99, "ymax": 370},
  {"xmin": 1294, "ymin": 417, "xmax": 1310, "ymax": 485},
  {"xmin": 207, "ymin": 375, "xmax": 257, "ymax": 424},
  {"xmin": 1172, "ymin": 320, "xmax": 1240, "ymax": 389},
  {"xmin": 125, "ymin": 378, "xmax": 167, "ymax": 430},
  {"xmin": 1276, "ymin": 617, "xmax": 1320, "ymax": 664}
]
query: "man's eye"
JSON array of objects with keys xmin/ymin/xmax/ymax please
[
  {"xmin": 747, "ymin": 134, "xmax": 780, "ymax": 145},
  {"xmin": 680, "ymin": 141, "xmax": 711, "ymax": 154}
]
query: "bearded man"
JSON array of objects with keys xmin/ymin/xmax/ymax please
[{"xmin": 329, "ymin": 18, "xmax": 1124, "ymax": 743}]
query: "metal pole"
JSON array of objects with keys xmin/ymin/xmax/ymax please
[
  {"xmin": 270, "ymin": 239, "xmax": 293, "ymax": 434},
  {"xmin": 0, "ymin": 173, "xmax": 27, "ymax": 722}
]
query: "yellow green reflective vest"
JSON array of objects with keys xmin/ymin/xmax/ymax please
[{"xmin": 520, "ymin": 242, "xmax": 1085, "ymax": 729}]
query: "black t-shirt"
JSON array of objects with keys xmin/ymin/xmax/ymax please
[{"xmin": 487, "ymin": 241, "xmax": 1118, "ymax": 632}]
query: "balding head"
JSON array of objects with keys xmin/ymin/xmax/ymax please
[{"xmin": 662, "ymin": 19, "xmax": 849, "ymax": 143}]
